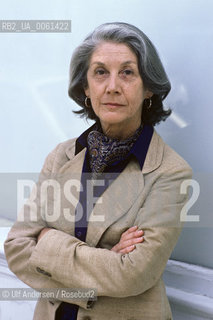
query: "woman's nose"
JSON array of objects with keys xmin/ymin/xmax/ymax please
[{"xmin": 106, "ymin": 74, "xmax": 121, "ymax": 94}]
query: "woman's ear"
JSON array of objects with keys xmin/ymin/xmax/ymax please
[
  {"xmin": 146, "ymin": 91, "xmax": 153, "ymax": 99},
  {"xmin": 84, "ymin": 87, "xmax": 90, "ymax": 97}
]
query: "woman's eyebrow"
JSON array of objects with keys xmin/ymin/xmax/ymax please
[
  {"xmin": 120, "ymin": 60, "xmax": 137, "ymax": 66},
  {"xmin": 90, "ymin": 60, "xmax": 137, "ymax": 66},
  {"xmin": 90, "ymin": 61, "xmax": 105, "ymax": 66}
]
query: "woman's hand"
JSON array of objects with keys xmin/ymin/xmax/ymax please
[
  {"xmin": 111, "ymin": 226, "xmax": 144, "ymax": 254},
  {"xmin": 37, "ymin": 227, "xmax": 53, "ymax": 242},
  {"xmin": 37, "ymin": 226, "xmax": 144, "ymax": 254}
]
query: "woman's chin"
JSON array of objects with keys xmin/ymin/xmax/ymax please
[
  {"xmin": 99, "ymin": 113, "xmax": 126, "ymax": 127},
  {"xmin": 100, "ymin": 119, "xmax": 124, "ymax": 130}
]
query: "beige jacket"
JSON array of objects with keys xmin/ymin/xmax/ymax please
[{"xmin": 4, "ymin": 130, "xmax": 192, "ymax": 320}]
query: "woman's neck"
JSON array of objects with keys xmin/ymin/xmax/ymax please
[{"xmin": 100, "ymin": 122, "xmax": 142, "ymax": 140}]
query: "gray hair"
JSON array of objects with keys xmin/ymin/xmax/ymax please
[{"xmin": 68, "ymin": 22, "xmax": 171, "ymax": 125}]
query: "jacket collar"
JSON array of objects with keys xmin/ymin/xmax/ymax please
[
  {"xmin": 62, "ymin": 128, "xmax": 164, "ymax": 246},
  {"xmin": 142, "ymin": 129, "xmax": 164, "ymax": 174},
  {"xmin": 65, "ymin": 128, "xmax": 164, "ymax": 175}
]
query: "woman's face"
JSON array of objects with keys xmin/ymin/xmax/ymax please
[{"xmin": 85, "ymin": 41, "xmax": 152, "ymax": 139}]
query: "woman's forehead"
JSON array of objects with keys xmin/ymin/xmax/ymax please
[{"xmin": 89, "ymin": 41, "xmax": 138, "ymax": 65}]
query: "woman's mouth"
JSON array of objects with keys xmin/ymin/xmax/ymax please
[{"xmin": 103, "ymin": 102, "xmax": 125, "ymax": 107}]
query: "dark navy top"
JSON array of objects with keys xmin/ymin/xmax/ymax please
[{"xmin": 55, "ymin": 123, "xmax": 153, "ymax": 320}]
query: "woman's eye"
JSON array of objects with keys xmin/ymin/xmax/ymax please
[
  {"xmin": 95, "ymin": 69, "xmax": 106, "ymax": 75},
  {"xmin": 122, "ymin": 69, "xmax": 134, "ymax": 75}
]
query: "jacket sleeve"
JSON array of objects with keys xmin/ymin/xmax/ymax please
[
  {"xmin": 4, "ymin": 144, "xmax": 93, "ymax": 310},
  {"xmin": 5, "ymin": 157, "xmax": 192, "ymax": 298}
]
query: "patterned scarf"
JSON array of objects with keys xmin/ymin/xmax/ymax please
[{"xmin": 87, "ymin": 124, "xmax": 143, "ymax": 175}]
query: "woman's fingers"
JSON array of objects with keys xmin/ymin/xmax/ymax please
[
  {"xmin": 121, "ymin": 230, "xmax": 144, "ymax": 240},
  {"xmin": 120, "ymin": 225, "xmax": 138, "ymax": 238},
  {"xmin": 119, "ymin": 245, "xmax": 136, "ymax": 254},
  {"xmin": 111, "ymin": 235, "xmax": 144, "ymax": 253},
  {"xmin": 110, "ymin": 226, "xmax": 145, "ymax": 253},
  {"xmin": 118, "ymin": 236, "xmax": 144, "ymax": 251},
  {"xmin": 119, "ymin": 237, "xmax": 144, "ymax": 254}
]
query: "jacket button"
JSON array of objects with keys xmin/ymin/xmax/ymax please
[
  {"xmin": 87, "ymin": 299, "xmax": 94, "ymax": 309},
  {"xmin": 36, "ymin": 267, "xmax": 52, "ymax": 277}
]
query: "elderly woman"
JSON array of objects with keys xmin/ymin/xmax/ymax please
[{"xmin": 4, "ymin": 22, "xmax": 192, "ymax": 320}]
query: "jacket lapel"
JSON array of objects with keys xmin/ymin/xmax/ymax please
[
  {"xmin": 86, "ymin": 161, "xmax": 144, "ymax": 246},
  {"xmin": 62, "ymin": 130, "xmax": 164, "ymax": 247},
  {"xmin": 142, "ymin": 130, "xmax": 164, "ymax": 174},
  {"xmin": 86, "ymin": 130, "xmax": 164, "ymax": 247}
]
